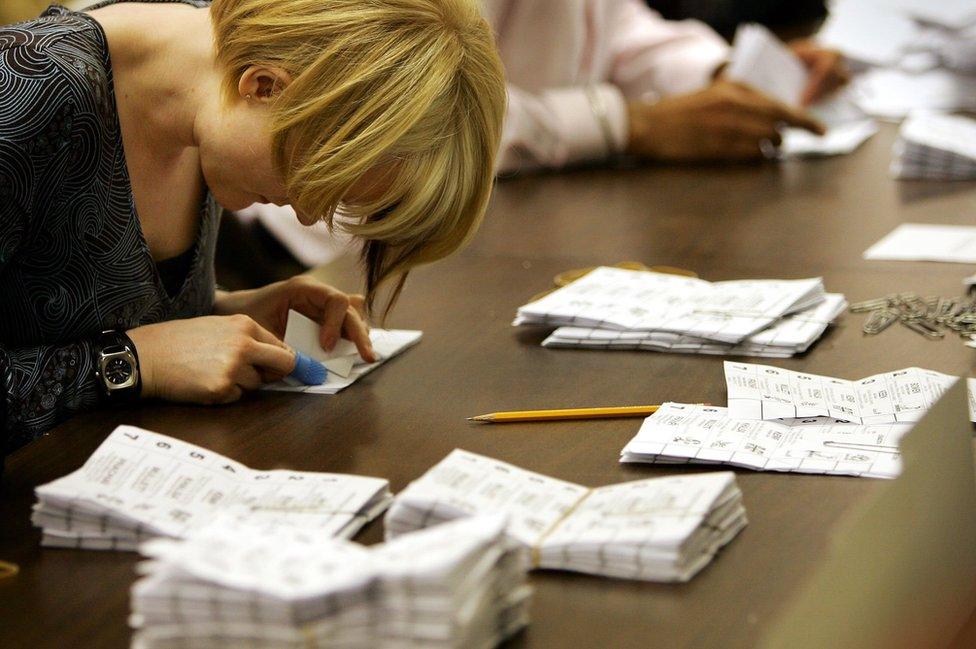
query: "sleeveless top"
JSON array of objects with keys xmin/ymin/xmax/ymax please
[{"xmin": 0, "ymin": 0, "xmax": 216, "ymax": 456}]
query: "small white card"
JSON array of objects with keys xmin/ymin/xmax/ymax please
[{"xmin": 864, "ymin": 223, "xmax": 976, "ymax": 264}]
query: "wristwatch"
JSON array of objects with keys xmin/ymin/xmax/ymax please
[{"xmin": 93, "ymin": 330, "xmax": 141, "ymax": 401}]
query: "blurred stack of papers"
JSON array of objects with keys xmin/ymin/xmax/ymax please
[
  {"xmin": 515, "ymin": 267, "xmax": 838, "ymax": 356},
  {"xmin": 819, "ymin": 0, "xmax": 976, "ymax": 118},
  {"xmin": 726, "ymin": 23, "xmax": 877, "ymax": 157},
  {"xmin": 890, "ymin": 112, "xmax": 976, "ymax": 180},
  {"xmin": 33, "ymin": 426, "xmax": 391, "ymax": 550},
  {"xmin": 385, "ymin": 449, "xmax": 746, "ymax": 583},
  {"xmin": 131, "ymin": 515, "xmax": 530, "ymax": 649}
]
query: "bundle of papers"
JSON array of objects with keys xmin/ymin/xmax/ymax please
[
  {"xmin": 621, "ymin": 403, "xmax": 909, "ymax": 479},
  {"xmin": 131, "ymin": 515, "xmax": 530, "ymax": 649},
  {"xmin": 890, "ymin": 112, "xmax": 976, "ymax": 180},
  {"xmin": 264, "ymin": 310, "xmax": 422, "ymax": 394},
  {"xmin": 385, "ymin": 449, "xmax": 746, "ymax": 582},
  {"xmin": 864, "ymin": 223, "xmax": 976, "ymax": 263},
  {"xmin": 723, "ymin": 361, "xmax": 966, "ymax": 424},
  {"xmin": 542, "ymin": 293, "xmax": 846, "ymax": 358},
  {"xmin": 33, "ymin": 426, "xmax": 391, "ymax": 551},
  {"xmin": 725, "ymin": 23, "xmax": 877, "ymax": 158},
  {"xmin": 818, "ymin": 0, "xmax": 976, "ymax": 118},
  {"xmin": 514, "ymin": 266, "xmax": 825, "ymax": 345}
]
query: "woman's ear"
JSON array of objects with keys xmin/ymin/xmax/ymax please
[{"xmin": 237, "ymin": 66, "xmax": 293, "ymax": 102}]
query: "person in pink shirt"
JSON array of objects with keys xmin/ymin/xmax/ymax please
[{"xmin": 486, "ymin": 0, "xmax": 848, "ymax": 172}]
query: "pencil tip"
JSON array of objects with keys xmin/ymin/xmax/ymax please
[{"xmin": 467, "ymin": 415, "xmax": 488, "ymax": 422}]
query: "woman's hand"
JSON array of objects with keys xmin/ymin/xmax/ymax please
[
  {"xmin": 127, "ymin": 315, "xmax": 296, "ymax": 404},
  {"xmin": 789, "ymin": 40, "xmax": 851, "ymax": 106},
  {"xmin": 626, "ymin": 79, "xmax": 825, "ymax": 162},
  {"xmin": 213, "ymin": 276, "xmax": 376, "ymax": 362}
]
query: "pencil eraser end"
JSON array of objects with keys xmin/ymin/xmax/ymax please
[{"xmin": 289, "ymin": 352, "xmax": 327, "ymax": 385}]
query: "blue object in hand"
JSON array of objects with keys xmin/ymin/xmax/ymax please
[{"xmin": 289, "ymin": 351, "xmax": 328, "ymax": 385}]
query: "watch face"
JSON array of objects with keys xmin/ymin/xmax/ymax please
[{"xmin": 104, "ymin": 358, "xmax": 133, "ymax": 385}]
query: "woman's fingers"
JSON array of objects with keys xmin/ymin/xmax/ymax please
[
  {"xmin": 245, "ymin": 339, "xmax": 297, "ymax": 378},
  {"xmin": 342, "ymin": 307, "xmax": 376, "ymax": 362}
]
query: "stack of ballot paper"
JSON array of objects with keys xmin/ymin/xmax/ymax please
[
  {"xmin": 890, "ymin": 112, "xmax": 976, "ymax": 180},
  {"xmin": 515, "ymin": 266, "xmax": 835, "ymax": 355},
  {"xmin": 543, "ymin": 293, "xmax": 847, "ymax": 358},
  {"xmin": 725, "ymin": 23, "xmax": 877, "ymax": 158},
  {"xmin": 621, "ymin": 362, "xmax": 973, "ymax": 479},
  {"xmin": 385, "ymin": 449, "xmax": 746, "ymax": 582},
  {"xmin": 32, "ymin": 426, "xmax": 391, "ymax": 550},
  {"xmin": 264, "ymin": 310, "xmax": 422, "ymax": 394},
  {"xmin": 130, "ymin": 515, "xmax": 530, "ymax": 649},
  {"xmin": 818, "ymin": 0, "xmax": 976, "ymax": 118}
]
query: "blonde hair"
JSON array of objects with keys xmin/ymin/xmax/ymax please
[{"xmin": 209, "ymin": 0, "xmax": 506, "ymax": 313}]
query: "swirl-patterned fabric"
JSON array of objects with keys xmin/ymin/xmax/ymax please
[{"xmin": 0, "ymin": 0, "xmax": 215, "ymax": 457}]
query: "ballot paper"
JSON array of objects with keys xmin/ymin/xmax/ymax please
[
  {"xmin": 621, "ymin": 403, "xmax": 908, "ymax": 479},
  {"xmin": 131, "ymin": 516, "xmax": 529, "ymax": 649},
  {"xmin": 725, "ymin": 23, "xmax": 877, "ymax": 158},
  {"xmin": 724, "ymin": 361, "xmax": 962, "ymax": 425},
  {"xmin": 515, "ymin": 267, "xmax": 825, "ymax": 345},
  {"xmin": 131, "ymin": 515, "xmax": 530, "ymax": 649},
  {"xmin": 264, "ymin": 310, "xmax": 422, "ymax": 394},
  {"xmin": 384, "ymin": 449, "xmax": 746, "ymax": 583},
  {"xmin": 851, "ymin": 68, "xmax": 976, "ymax": 118},
  {"xmin": 864, "ymin": 224, "xmax": 976, "ymax": 263},
  {"xmin": 890, "ymin": 112, "xmax": 976, "ymax": 180},
  {"xmin": 32, "ymin": 426, "xmax": 391, "ymax": 551},
  {"xmin": 542, "ymin": 293, "xmax": 846, "ymax": 358},
  {"xmin": 818, "ymin": 1, "xmax": 921, "ymax": 67},
  {"xmin": 889, "ymin": 0, "xmax": 976, "ymax": 30}
]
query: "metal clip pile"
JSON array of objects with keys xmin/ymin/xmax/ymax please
[{"xmin": 850, "ymin": 293, "xmax": 976, "ymax": 340}]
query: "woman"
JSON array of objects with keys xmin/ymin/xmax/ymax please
[{"xmin": 0, "ymin": 0, "xmax": 506, "ymax": 455}]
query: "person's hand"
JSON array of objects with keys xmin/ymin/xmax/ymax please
[
  {"xmin": 213, "ymin": 276, "xmax": 376, "ymax": 362},
  {"xmin": 789, "ymin": 39, "xmax": 851, "ymax": 106},
  {"xmin": 128, "ymin": 315, "xmax": 296, "ymax": 404},
  {"xmin": 626, "ymin": 79, "xmax": 826, "ymax": 162}
]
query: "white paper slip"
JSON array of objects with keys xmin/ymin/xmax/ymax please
[
  {"xmin": 817, "ymin": 1, "xmax": 920, "ymax": 67},
  {"xmin": 864, "ymin": 224, "xmax": 976, "ymax": 264},
  {"xmin": 384, "ymin": 449, "xmax": 746, "ymax": 583},
  {"xmin": 32, "ymin": 425, "xmax": 391, "ymax": 550},
  {"xmin": 265, "ymin": 327, "xmax": 422, "ymax": 394},
  {"xmin": 726, "ymin": 23, "xmax": 807, "ymax": 106},
  {"xmin": 131, "ymin": 515, "xmax": 530, "ymax": 649},
  {"xmin": 852, "ymin": 68, "xmax": 976, "ymax": 119},
  {"xmin": 515, "ymin": 266, "xmax": 824, "ymax": 344},
  {"xmin": 724, "ymin": 361, "xmax": 963, "ymax": 425},
  {"xmin": 542, "ymin": 293, "xmax": 846, "ymax": 358},
  {"xmin": 622, "ymin": 403, "xmax": 909, "ymax": 479},
  {"xmin": 890, "ymin": 0, "xmax": 976, "ymax": 30},
  {"xmin": 781, "ymin": 120, "xmax": 878, "ymax": 158}
]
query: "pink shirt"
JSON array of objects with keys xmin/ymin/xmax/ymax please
[{"xmin": 484, "ymin": 0, "xmax": 730, "ymax": 173}]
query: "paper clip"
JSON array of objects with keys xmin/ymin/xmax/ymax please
[
  {"xmin": 900, "ymin": 318, "xmax": 945, "ymax": 339},
  {"xmin": 862, "ymin": 309, "xmax": 898, "ymax": 335}
]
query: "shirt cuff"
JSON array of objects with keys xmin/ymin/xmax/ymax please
[{"xmin": 544, "ymin": 83, "xmax": 629, "ymax": 165}]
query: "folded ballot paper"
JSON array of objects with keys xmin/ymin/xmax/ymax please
[
  {"xmin": 543, "ymin": 293, "xmax": 846, "ymax": 358},
  {"xmin": 32, "ymin": 426, "xmax": 391, "ymax": 551},
  {"xmin": 384, "ymin": 449, "xmax": 746, "ymax": 583},
  {"xmin": 890, "ymin": 112, "xmax": 976, "ymax": 180},
  {"xmin": 130, "ymin": 515, "xmax": 530, "ymax": 649},
  {"xmin": 725, "ymin": 23, "xmax": 877, "ymax": 158},
  {"xmin": 515, "ymin": 266, "xmax": 827, "ymax": 345},
  {"xmin": 723, "ymin": 361, "xmax": 963, "ymax": 425},
  {"xmin": 621, "ymin": 403, "xmax": 910, "ymax": 479},
  {"xmin": 264, "ymin": 310, "xmax": 422, "ymax": 394}
]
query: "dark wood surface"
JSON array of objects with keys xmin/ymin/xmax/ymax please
[{"xmin": 2, "ymin": 124, "xmax": 976, "ymax": 648}]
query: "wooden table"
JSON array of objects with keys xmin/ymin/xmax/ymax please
[{"xmin": 3, "ymin": 124, "xmax": 976, "ymax": 648}]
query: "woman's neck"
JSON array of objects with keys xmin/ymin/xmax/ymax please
[{"xmin": 90, "ymin": 3, "xmax": 219, "ymax": 155}]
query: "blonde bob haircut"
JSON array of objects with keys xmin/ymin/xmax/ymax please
[{"xmin": 209, "ymin": 0, "xmax": 506, "ymax": 313}]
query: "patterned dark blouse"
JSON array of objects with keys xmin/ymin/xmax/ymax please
[{"xmin": 0, "ymin": 0, "xmax": 217, "ymax": 458}]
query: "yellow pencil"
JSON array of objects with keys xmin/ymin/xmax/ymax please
[{"xmin": 467, "ymin": 405, "xmax": 662, "ymax": 423}]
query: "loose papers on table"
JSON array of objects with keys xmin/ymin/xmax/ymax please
[
  {"xmin": 131, "ymin": 515, "xmax": 529, "ymax": 649},
  {"xmin": 621, "ymin": 403, "xmax": 908, "ymax": 479},
  {"xmin": 515, "ymin": 266, "xmax": 825, "ymax": 345},
  {"xmin": 264, "ymin": 310, "xmax": 422, "ymax": 394},
  {"xmin": 32, "ymin": 426, "xmax": 391, "ymax": 550},
  {"xmin": 542, "ymin": 293, "xmax": 846, "ymax": 358},
  {"xmin": 890, "ymin": 112, "xmax": 976, "ymax": 180},
  {"xmin": 725, "ymin": 23, "xmax": 877, "ymax": 158},
  {"xmin": 723, "ymin": 361, "xmax": 960, "ymax": 424},
  {"xmin": 864, "ymin": 223, "xmax": 976, "ymax": 263},
  {"xmin": 384, "ymin": 449, "xmax": 746, "ymax": 583}
]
